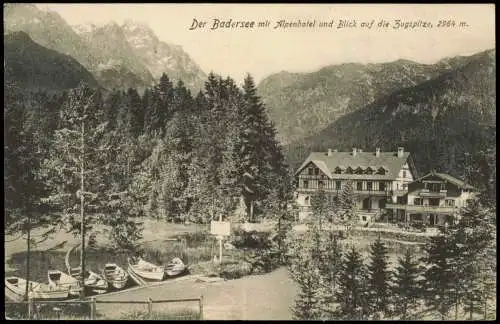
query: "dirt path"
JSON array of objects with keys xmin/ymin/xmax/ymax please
[{"xmin": 94, "ymin": 267, "xmax": 297, "ymax": 320}]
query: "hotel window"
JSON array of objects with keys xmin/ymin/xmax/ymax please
[
  {"xmin": 414, "ymin": 198, "xmax": 423, "ymax": 205},
  {"xmin": 303, "ymin": 180, "xmax": 309, "ymax": 189},
  {"xmin": 357, "ymin": 182, "xmax": 363, "ymax": 191},
  {"xmin": 445, "ymin": 199, "xmax": 455, "ymax": 207},
  {"xmin": 402, "ymin": 170, "xmax": 407, "ymax": 178},
  {"xmin": 441, "ymin": 183, "xmax": 446, "ymax": 191},
  {"xmin": 379, "ymin": 181, "xmax": 386, "ymax": 191},
  {"xmin": 367, "ymin": 181, "xmax": 373, "ymax": 191},
  {"xmin": 403, "ymin": 184, "xmax": 408, "ymax": 191},
  {"xmin": 318, "ymin": 181, "xmax": 324, "ymax": 188},
  {"xmin": 335, "ymin": 180, "xmax": 341, "ymax": 190},
  {"xmin": 314, "ymin": 168, "xmax": 320, "ymax": 176},
  {"xmin": 308, "ymin": 168, "xmax": 314, "ymax": 175}
]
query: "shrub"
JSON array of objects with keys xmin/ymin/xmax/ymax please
[
  {"xmin": 216, "ymin": 260, "xmax": 253, "ymax": 280},
  {"xmin": 231, "ymin": 229, "xmax": 271, "ymax": 250}
]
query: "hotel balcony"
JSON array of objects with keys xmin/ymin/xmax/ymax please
[
  {"xmin": 296, "ymin": 188, "xmax": 394, "ymax": 196},
  {"xmin": 418, "ymin": 189, "xmax": 448, "ymax": 198},
  {"xmin": 385, "ymin": 203, "xmax": 458, "ymax": 214}
]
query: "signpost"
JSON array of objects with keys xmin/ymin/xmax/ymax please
[{"xmin": 211, "ymin": 219, "xmax": 230, "ymax": 264}]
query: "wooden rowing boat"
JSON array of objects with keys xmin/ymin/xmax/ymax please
[
  {"xmin": 47, "ymin": 270, "xmax": 82, "ymax": 297},
  {"xmin": 128, "ymin": 257, "xmax": 165, "ymax": 281},
  {"xmin": 102, "ymin": 263, "xmax": 128, "ymax": 289},
  {"xmin": 165, "ymin": 257, "xmax": 187, "ymax": 277},
  {"xmin": 5, "ymin": 277, "xmax": 69, "ymax": 301},
  {"xmin": 65, "ymin": 243, "xmax": 108, "ymax": 294}
]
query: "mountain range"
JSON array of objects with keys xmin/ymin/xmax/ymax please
[
  {"xmin": 4, "ymin": 3, "xmax": 206, "ymax": 93},
  {"xmin": 279, "ymin": 49, "xmax": 496, "ymax": 180},
  {"xmin": 4, "ymin": 31, "xmax": 100, "ymax": 91},
  {"xmin": 257, "ymin": 54, "xmax": 476, "ymax": 145}
]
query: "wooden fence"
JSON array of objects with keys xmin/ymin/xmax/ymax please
[{"xmin": 5, "ymin": 295, "xmax": 204, "ymax": 320}]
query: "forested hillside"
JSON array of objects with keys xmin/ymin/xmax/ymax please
[
  {"xmin": 4, "ymin": 31, "xmax": 99, "ymax": 91},
  {"xmin": 258, "ymin": 55, "xmax": 473, "ymax": 144},
  {"xmin": 4, "ymin": 74, "xmax": 291, "ymax": 238}
]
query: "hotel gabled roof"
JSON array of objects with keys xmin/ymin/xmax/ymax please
[{"xmin": 295, "ymin": 151, "xmax": 411, "ymax": 180}]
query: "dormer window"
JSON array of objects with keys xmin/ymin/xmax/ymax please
[
  {"xmin": 346, "ymin": 167, "xmax": 353, "ymax": 174},
  {"xmin": 334, "ymin": 167, "xmax": 342, "ymax": 174},
  {"xmin": 365, "ymin": 167, "xmax": 373, "ymax": 175},
  {"xmin": 377, "ymin": 167, "xmax": 386, "ymax": 175},
  {"xmin": 355, "ymin": 167, "xmax": 363, "ymax": 174}
]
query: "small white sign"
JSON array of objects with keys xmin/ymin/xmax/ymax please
[{"xmin": 211, "ymin": 221, "xmax": 231, "ymax": 236}]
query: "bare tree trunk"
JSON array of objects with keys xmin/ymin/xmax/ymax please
[
  {"xmin": 80, "ymin": 121, "xmax": 86, "ymax": 299},
  {"xmin": 24, "ymin": 214, "xmax": 31, "ymax": 301}
]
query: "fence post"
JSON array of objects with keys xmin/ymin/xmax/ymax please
[
  {"xmin": 199, "ymin": 295, "xmax": 204, "ymax": 320},
  {"xmin": 27, "ymin": 298, "xmax": 33, "ymax": 320},
  {"xmin": 90, "ymin": 297, "xmax": 96, "ymax": 320},
  {"xmin": 147, "ymin": 298, "xmax": 153, "ymax": 317}
]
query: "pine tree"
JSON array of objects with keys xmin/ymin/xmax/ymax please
[
  {"xmin": 288, "ymin": 229, "xmax": 323, "ymax": 320},
  {"xmin": 421, "ymin": 232, "xmax": 456, "ymax": 320},
  {"xmin": 318, "ymin": 231, "xmax": 344, "ymax": 319},
  {"xmin": 41, "ymin": 83, "xmax": 111, "ymax": 298},
  {"xmin": 366, "ymin": 237, "xmax": 391, "ymax": 318},
  {"xmin": 291, "ymin": 258, "xmax": 323, "ymax": 320},
  {"xmin": 5, "ymin": 84, "xmax": 59, "ymax": 300},
  {"xmin": 339, "ymin": 180, "xmax": 357, "ymax": 236},
  {"xmin": 310, "ymin": 187, "xmax": 328, "ymax": 231},
  {"xmin": 392, "ymin": 248, "xmax": 422, "ymax": 320},
  {"xmin": 334, "ymin": 246, "xmax": 369, "ymax": 320},
  {"xmin": 449, "ymin": 201, "xmax": 496, "ymax": 319}
]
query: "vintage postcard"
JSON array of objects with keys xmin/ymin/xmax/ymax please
[{"xmin": 4, "ymin": 3, "xmax": 496, "ymax": 320}]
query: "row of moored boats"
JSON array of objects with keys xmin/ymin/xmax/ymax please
[{"xmin": 5, "ymin": 252, "xmax": 187, "ymax": 301}]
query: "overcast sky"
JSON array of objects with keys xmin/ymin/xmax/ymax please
[{"xmin": 36, "ymin": 3, "xmax": 495, "ymax": 84}]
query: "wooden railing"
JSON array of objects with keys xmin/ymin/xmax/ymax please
[{"xmin": 5, "ymin": 296, "xmax": 204, "ymax": 320}]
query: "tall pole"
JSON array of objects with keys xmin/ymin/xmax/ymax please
[
  {"xmin": 80, "ymin": 121, "xmax": 86, "ymax": 299},
  {"xmin": 219, "ymin": 212, "xmax": 223, "ymax": 264},
  {"xmin": 24, "ymin": 214, "xmax": 31, "ymax": 301}
]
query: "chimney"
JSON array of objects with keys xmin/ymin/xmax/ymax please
[
  {"xmin": 327, "ymin": 149, "xmax": 332, "ymax": 156},
  {"xmin": 397, "ymin": 147, "xmax": 404, "ymax": 158},
  {"xmin": 376, "ymin": 148, "xmax": 380, "ymax": 157},
  {"xmin": 352, "ymin": 147, "xmax": 357, "ymax": 157}
]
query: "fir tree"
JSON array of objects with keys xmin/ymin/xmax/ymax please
[
  {"xmin": 334, "ymin": 246, "xmax": 369, "ymax": 320},
  {"xmin": 318, "ymin": 230, "xmax": 343, "ymax": 319},
  {"xmin": 392, "ymin": 248, "xmax": 422, "ymax": 320},
  {"xmin": 421, "ymin": 231, "xmax": 456, "ymax": 320},
  {"xmin": 41, "ymin": 83, "xmax": 111, "ymax": 298},
  {"xmin": 366, "ymin": 237, "xmax": 391, "ymax": 318}
]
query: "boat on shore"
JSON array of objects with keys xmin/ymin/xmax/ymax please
[
  {"xmin": 165, "ymin": 257, "xmax": 187, "ymax": 277},
  {"xmin": 70, "ymin": 267, "xmax": 109, "ymax": 294},
  {"xmin": 65, "ymin": 243, "xmax": 108, "ymax": 294},
  {"xmin": 5, "ymin": 277, "xmax": 69, "ymax": 301},
  {"xmin": 128, "ymin": 257, "xmax": 165, "ymax": 281},
  {"xmin": 102, "ymin": 263, "xmax": 128, "ymax": 289},
  {"xmin": 47, "ymin": 270, "xmax": 82, "ymax": 297}
]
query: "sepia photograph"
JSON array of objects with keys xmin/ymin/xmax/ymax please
[{"xmin": 4, "ymin": 3, "xmax": 496, "ymax": 320}]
